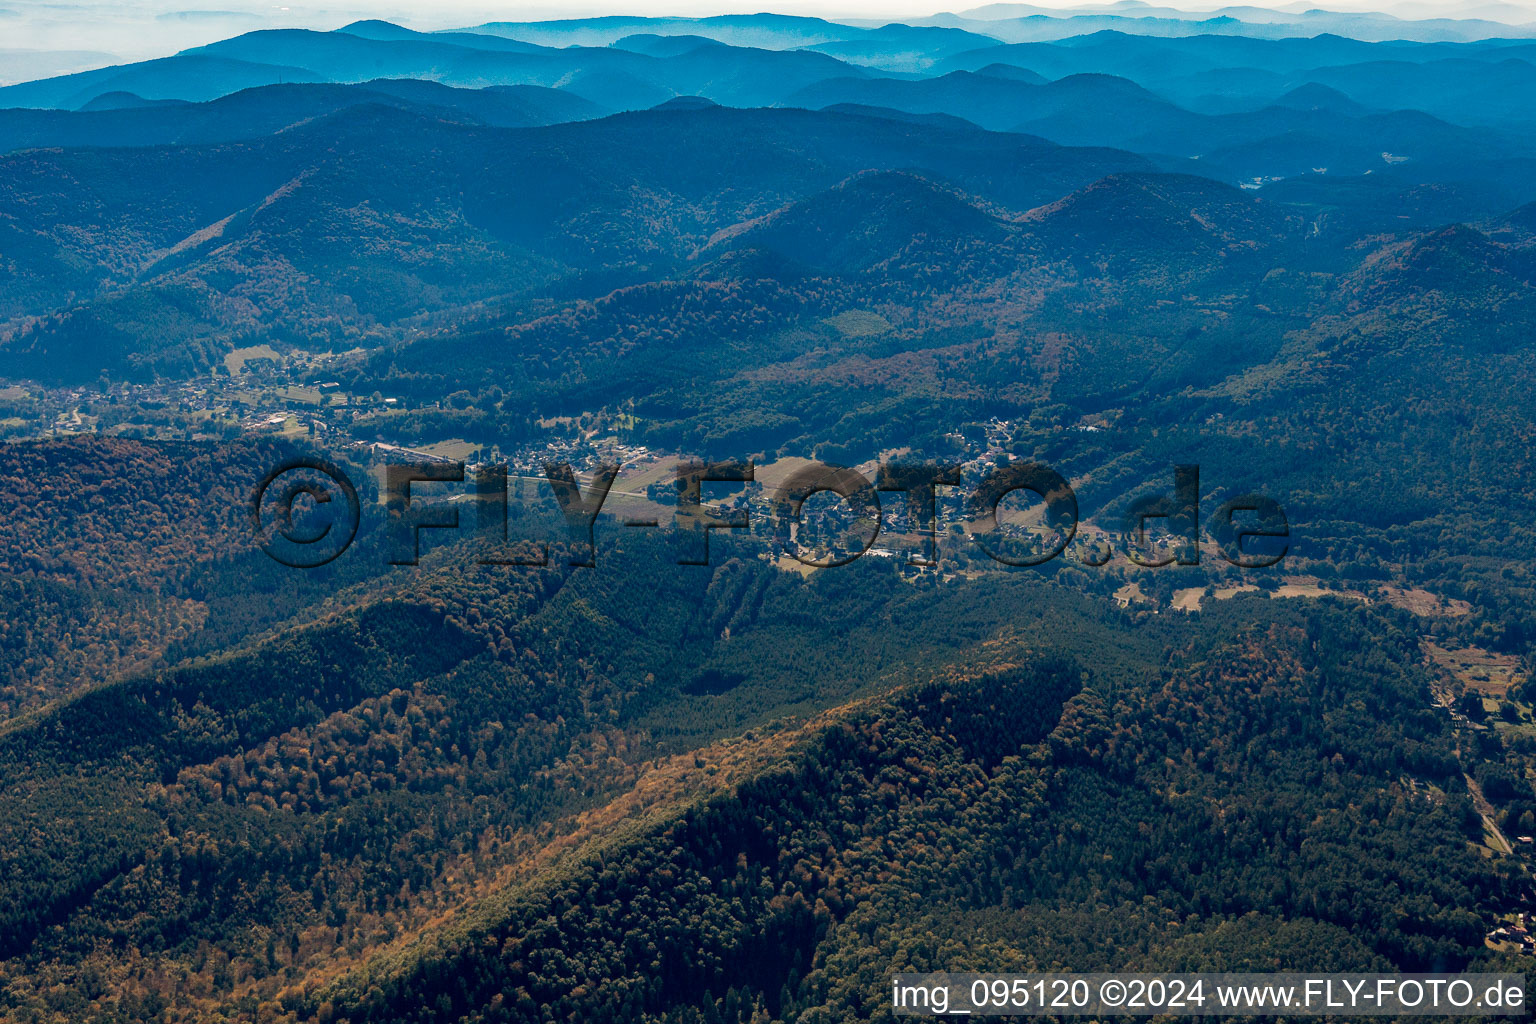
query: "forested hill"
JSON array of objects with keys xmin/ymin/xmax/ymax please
[
  {"xmin": 1, "ymin": 7, "xmax": 1535, "ymax": 1020},
  {"xmin": 0, "ymin": 502, "xmax": 1524, "ymax": 1020},
  {"xmin": 307, "ymin": 602, "xmax": 1512, "ymax": 1024}
]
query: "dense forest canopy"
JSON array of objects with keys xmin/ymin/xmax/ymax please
[{"xmin": 0, "ymin": 5, "xmax": 1534, "ymax": 1021}]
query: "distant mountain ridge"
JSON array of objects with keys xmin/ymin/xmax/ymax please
[
  {"xmin": 0, "ymin": 79, "xmax": 606, "ymax": 153},
  {"xmin": 0, "ymin": 102, "xmax": 1152, "ymax": 381}
]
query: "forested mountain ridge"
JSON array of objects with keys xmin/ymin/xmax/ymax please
[
  {"xmin": 0, "ymin": 510, "xmax": 1519, "ymax": 1022},
  {"xmin": 1, "ymin": 7, "xmax": 1535, "ymax": 1021},
  {"xmin": 316, "ymin": 605, "xmax": 1505, "ymax": 1024},
  {"xmin": 0, "ymin": 522, "xmax": 1105, "ymax": 1018},
  {"xmin": 0, "ymin": 104, "xmax": 1150, "ymax": 381}
]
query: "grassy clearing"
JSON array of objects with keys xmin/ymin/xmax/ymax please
[
  {"xmin": 1424, "ymin": 640, "xmax": 1524, "ymax": 696},
  {"xmin": 224, "ymin": 344, "xmax": 280, "ymax": 375},
  {"xmin": 1379, "ymin": 586, "xmax": 1473, "ymax": 617}
]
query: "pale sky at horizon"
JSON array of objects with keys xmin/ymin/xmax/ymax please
[{"xmin": 3, "ymin": 0, "xmax": 1533, "ymax": 67}]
